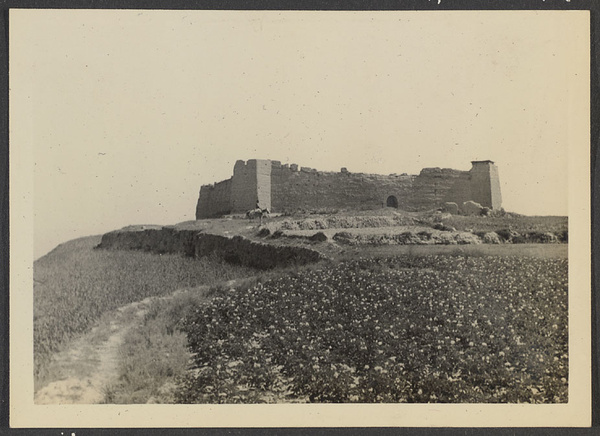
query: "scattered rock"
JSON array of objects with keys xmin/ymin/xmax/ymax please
[
  {"xmin": 257, "ymin": 228, "xmax": 271, "ymax": 237},
  {"xmin": 496, "ymin": 229, "xmax": 520, "ymax": 242},
  {"xmin": 432, "ymin": 212, "xmax": 452, "ymax": 223},
  {"xmin": 433, "ymin": 223, "xmax": 456, "ymax": 232},
  {"xmin": 333, "ymin": 231, "xmax": 354, "ymax": 244},
  {"xmin": 271, "ymin": 230, "xmax": 284, "ymax": 239},
  {"xmin": 444, "ymin": 202, "xmax": 459, "ymax": 215},
  {"xmin": 435, "ymin": 233, "xmax": 458, "ymax": 245},
  {"xmin": 462, "ymin": 201, "xmax": 484, "ymax": 216},
  {"xmin": 310, "ymin": 232, "xmax": 328, "ymax": 242},
  {"xmin": 454, "ymin": 233, "xmax": 482, "ymax": 245},
  {"xmin": 483, "ymin": 232, "xmax": 502, "ymax": 244}
]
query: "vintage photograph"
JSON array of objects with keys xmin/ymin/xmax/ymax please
[{"xmin": 9, "ymin": 9, "xmax": 590, "ymax": 427}]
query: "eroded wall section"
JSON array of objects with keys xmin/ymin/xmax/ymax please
[
  {"xmin": 196, "ymin": 178, "xmax": 232, "ymax": 219},
  {"xmin": 196, "ymin": 159, "xmax": 501, "ymax": 218}
]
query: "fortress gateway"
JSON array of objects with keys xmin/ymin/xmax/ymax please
[{"xmin": 196, "ymin": 159, "xmax": 502, "ymax": 219}]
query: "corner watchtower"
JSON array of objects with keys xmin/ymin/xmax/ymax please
[
  {"xmin": 469, "ymin": 160, "xmax": 502, "ymax": 209},
  {"xmin": 230, "ymin": 159, "xmax": 272, "ymax": 213}
]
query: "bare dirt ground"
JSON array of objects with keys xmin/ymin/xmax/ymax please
[
  {"xmin": 337, "ymin": 242, "xmax": 568, "ymax": 260},
  {"xmin": 34, "ymin": 298, "xmax": 153, "ymax": 404}
]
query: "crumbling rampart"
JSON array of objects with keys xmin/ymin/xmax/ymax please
[{"xmin": 196, "ymin": 159, "xmax": 501, "ymax": 218}]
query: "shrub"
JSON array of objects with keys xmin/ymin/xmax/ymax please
[
  {"xmin": 417, "ymin": 231, "xmax": 433, "ymax": 240},
  {"xmin": 557, "ymin": 230, "xmax": 568, "ymax": 243},
  {"xmin": 526, "ymin": 232, "xmax": 558, "ymax": 244},
  {"xmin": 395, "ymin": 231, "xmax": 422, "ymax": 245},
  {"xmin": 496, "ymin": 229, "xmax": 517, "ymax": 242}
]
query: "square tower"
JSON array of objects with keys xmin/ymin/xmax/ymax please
[
  {"xmin": 230, "ymin": 159, "xmax": 272, "ymax": 212},
  {"xmin": 469, "ymin": 160, "xmax": 502, "ymax": 209}
]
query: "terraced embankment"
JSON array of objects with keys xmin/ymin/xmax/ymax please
[{"xmin": 98, "ymin": 226, "xmax": 325, "ymax": 270}]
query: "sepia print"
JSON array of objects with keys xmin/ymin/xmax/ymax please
[{"xmin": 9, "ymin": 9, "xmax": 590, "ymax": 427}]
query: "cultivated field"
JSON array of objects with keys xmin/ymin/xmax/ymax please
[
  {"xmin": 33, "ymin": 210, "xmax": 569, "ymax": 404},
  {"xmin": 34, "ymin": 236, "xmax": 257, "ymax": 391},
  {"xmin": 178, "ymin": 255, "xmax": 568, "ymax": 403}
]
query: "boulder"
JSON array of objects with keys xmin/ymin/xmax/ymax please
[
  {"xmin": 454, "ymin": 232, "xmax": 482, "ymax": 245},
  {"xmin": 444, "ymin": 202, "xmax": 460, "ymax": 215},
  {"xmin": 257, "ymin": 228, "xmax": 271, "ymax": 237},
  {"xmin": 434, "ymin": 233, "xmax": 458, "ymax": 245},
  {"xmin": 462, "ymin": 200, "xmax": 484, "ymax": 216},
  {"xmin": 310, "ymin": 232, "xmax": 328, "ymax": 242},
  {"xmin": 432, "ymin": 212, "xmax": 452, "ymax": 223},
  {"xmin": 433, "ymin": 223, "xmax": 456, "ymax": 232},
  {"xmin": 482, "ymin": 232, "xmax": 502, "ymax": 244},
  {"xmin": 333, "ymin": 231, "xmax": 354, "ymax": 244}
]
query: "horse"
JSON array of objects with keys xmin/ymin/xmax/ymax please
[{"xmin": 246, "ymin": 208, "xmax": 270, "ymax": 225}]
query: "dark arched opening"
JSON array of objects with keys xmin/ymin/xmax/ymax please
[{"xmin": 386, "ymin": 195, "xmax": 398, "ymax": 208}]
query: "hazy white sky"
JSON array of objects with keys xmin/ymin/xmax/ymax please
[{"xmin": 10, "ymin": 10, "xmax": 588, "ymax": 259}]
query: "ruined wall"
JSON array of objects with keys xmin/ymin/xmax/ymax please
[
  {"xmin": 270, "ymin": 164, "xmax": 416, "ymax": 212},
  {"xmin": 270, "ymin": 165, "xmax": 473, "ymax": 213},
  {"xmin": 231, "ymin": 160, "xmax": 259, "ymax": 213},
  {"xmin": 441, "ymin": 171, "xmax": 473, "ymax": 208},
  {"xmin": 196, "ymin": 159, "xmax": 502, "ymax": 218},
  {"xmin": 409, "ymin": 168, "xmax": 471, "ymax": 210},
  {"xmin": 196, "ymin": 178, "xmax": 232, "ymax": 219}
]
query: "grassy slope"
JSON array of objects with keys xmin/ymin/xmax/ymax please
[
  {"xmin": 103, "ymin": 288, "xmax": 211, "ymax": 403},
  {"xmin": 34, "ymin": 235, "xmax": 258, "ymax": 388}
]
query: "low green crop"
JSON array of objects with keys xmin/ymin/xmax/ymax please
[{"xmin": 179, "ymin": 254, "xmax": 568, "ymax": 403}]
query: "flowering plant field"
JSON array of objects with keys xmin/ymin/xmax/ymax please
[{"xmin": 179, "ymin": 255, "xmax": 568, "ymax": 403}]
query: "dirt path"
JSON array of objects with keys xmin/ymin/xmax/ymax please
[
  {"xmin": 33, "ymin": 281, "xmax": 224, "ymax": 405},
  {"xmin": 34, "ymin": 298, "xmax": 155, "ymax": 405}
]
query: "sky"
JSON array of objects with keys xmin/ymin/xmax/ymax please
[{"xmin": 9, "ymin": 10, "xmax": 588, "ymax": 260}]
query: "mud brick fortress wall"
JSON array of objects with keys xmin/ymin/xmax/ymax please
[{"xmin": 196, "ymin": 159, "xmax": 502, "ymax": 218}]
